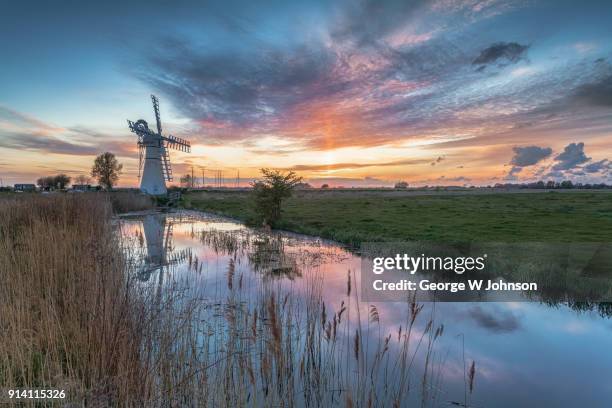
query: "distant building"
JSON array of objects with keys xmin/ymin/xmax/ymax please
[
  {"xmin": 72, "ymin": 184, "xmax": 92, "ymax": 191},
  {"xmin": 14, "ymin": 184, "xmax": 36, "ymax": 192}
]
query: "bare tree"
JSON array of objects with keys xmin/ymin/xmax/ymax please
[
  {"xmin": 36, "ymin": 174, "xmax": 70, "ymax": 190},
  {"xmin": 74, "ymin": 174, "xmax": 91, "ymax": 185},
  {"xmin": 54, "ymin": 174, "xmax": 71, "ymax": 189}
]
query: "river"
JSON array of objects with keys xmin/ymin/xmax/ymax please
[{"xmin": 118, "ymin": 210, "xmax": 612, "ymax": 407}]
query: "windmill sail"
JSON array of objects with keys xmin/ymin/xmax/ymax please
[
  {"xmin": 127, "ymin": 95, "xmax": 191, "ymax": 195},
  {"xmin": 152, "ymin": 94, "xmax": 162, "ymax": 135},
  {"xmin": 163, "ymin": 134, "xmax": 191, "ymax": 152},
  {"xmin": 161, "ymin": 144, "xmax": 173, "ymax": 181}
]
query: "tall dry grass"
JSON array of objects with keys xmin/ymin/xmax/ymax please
[
  {"xmin": 107, "ymin": 191, "xmax": 155, "ymax": 213},
  {"xmin": 0, "ymin": 194, "xmax": 149, "ymax": 404},
  {"xmin": 181, "ymin": 227, "xmax": 455, "ymax": 407},
  {"xmin": 0, "ymin": 195, "xmax": 459, "ymax": 406}
]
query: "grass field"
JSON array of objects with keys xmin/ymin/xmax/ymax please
[{"xmin": 183, "ymin": 190, "xmax": 612, "ymax": 245}]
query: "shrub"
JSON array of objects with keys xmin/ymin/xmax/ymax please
[{"xmin": 252, "ymin": 168, "xmax": 302, "ymax": 227}]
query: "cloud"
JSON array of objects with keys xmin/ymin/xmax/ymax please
[
  {"xmin": 0, "ymin": 106, "xmax": 62, "ymax": 132},
  {"xmin": 446, "ymin": 176, "xmax": 471, "ymax": 183},
  {"xmin": 544, "ymin": 170, "xmax": 565, "ymax": 179},
  {"xmin": 510, "ymin": 145, "xmax": 552, "ymax": 167},
  {"xmin": 466, "ymin": 305, "xmax": 521, "ymax": 333},
  {"xmin": 504, "ymin": 166, "xmax": 522, "ymax": 181},
  {"xmin": 331, "ymin": 0, "xmax": 521, "ymax": 47},
  {"xmin": 0, "ymin": 106, "xmax": 134, "ymax": 157},
  {"xmin": 121, "ymin": 0, "xmax": 610, "ymax": 176},
  {"xmin": 132, "ymin": 31, "xmax": 487, "ymax": 150},
  {"xmin": 505, "ymin": 146, "xmax": 551, "ymax": 180},
  {"xmin": 132, "ymin": 37, "xmax": 339, "ymax": 127},
  {"xmin": 417, "ymin": 175, "xmax": 471, "ymax": 184},
  {"xmin": 305, "ymin": 176, "xmax": 393, "ymax": 187},
  {"xmin": 536, "ymin": 71, "xmax": 612, "ymax": 116},
  {"xmin": 569, "ymin": 74, "xmax": 612, "ymax": 107},
  {"xmin": 584, "ymin": 159, "xmax": 610, "ymax": 173},
  {"xmin": 523, "ymin": 142, "xmax": 612, "ymax": 181},
  {"xmin": 285, "ymin": 158, "xmax": 430, "ymax": 172},
  {"xmin": 0, "ymin": 131, "xmax": 134, "ymax": 157},
  {"xmin": 473, "ymin": 42, "xmax": 529, "ymax": 67},
  {"xmin": 125, "ymin": 3, "xmax": 541, "ymax": 152},
  {"xmin": 331, "ymin": 0, "xmax": 428, "ymax": 46},
  {"xmin": 552, "ymin": 142, "xmax": 591, "ymax": 171},
  {"xmin": 0, "ymin": 132, "xmax": 100, "ymax": 155}
]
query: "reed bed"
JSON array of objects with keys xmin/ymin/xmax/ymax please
[
  {"xmin": 107, "ymin": 191, "xmax": 155, "ymax": 213},
  {"xmin": 0, "ymin": 194, "xmax": 148, "ymax": 404},
  {"xmin": 159, "ymin": 226, "xmax": 459, "ymax": 407},
  {"xmin": 0, "ymin": 195, "xmax": 466, "ymax": 406}
]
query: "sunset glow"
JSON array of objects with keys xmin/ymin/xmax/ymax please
[{"xmin": 1, "ymin": 0, "xmax": 611, "ymax": 187}]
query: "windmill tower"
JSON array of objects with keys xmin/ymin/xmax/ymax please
[{"xmin": 128, "ymin": 95, "xmax": 191, "ymax": 195}]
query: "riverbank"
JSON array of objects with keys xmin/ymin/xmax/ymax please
[
  {"xmin": 0, "ymin": 193, "xmax": 455, "ymax": 405},
  {"xmin": 0, "ymin": 194, "xmax": 147, "ymax": 404},
  {"xmin": 3, "ymin": 193, "xmax": 611, "ymax": 406},
  {"xmin": 182, "ymin": 190, "xmax": 612, "ymax": 246},
  {"xmin": 0, "ymin": 193, "xmax": 200, "ymax": 405}
]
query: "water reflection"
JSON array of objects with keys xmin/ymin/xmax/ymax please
[
  {"xmin": 129, "ymin": 214, "xmax": 190, "ymax": 281},
  {"xmin": 462, "ymin": 305, "xmax": 522, "ymax": 333},
  {"xmin": 119, "ymin": 211, "xmax": 612, "ymax": 408}
]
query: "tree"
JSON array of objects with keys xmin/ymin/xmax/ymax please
[
  {"xmin": 36, "ymin": 174, "xmax": 70, "ymax": 190},
  {"xmin": 321, "ymin": 184, "xmax": 329, "ymax": 189},
  {"xmin": 91, "ymin": 152, "xmax": 122, "ymax": 190},
  {"xmin": 252, "ymin": 168, "xmax": 302, "ymax": 227},
  {"xmin": 54, "ymin": 174, "xmax": 71, "ymax": 189},
  {"xmin": 394, "ymin": 181, "xmax": 408, "ymax": 189},
  {"xmin": 295, "ymin": 182, "xmax": 313, "ymax": 189},
  {"xmin": 560, "ymin": 180, "xmax": 574, "ymax": 189},
  {"xmin": 74, "ymin": 174, "xmax": 91, "ymax": 185},
  {"xmin": 36, "ymin": 176, "xmax": 54, "ymax": 190}
]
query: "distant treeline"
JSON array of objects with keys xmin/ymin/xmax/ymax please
[
  {"xmin": 492, "ymin": 180, "xmax": 611, "ymax": 189},
  {"xmin": 36, "ymin": 174, "xmax": 72, "ymax": 190}
]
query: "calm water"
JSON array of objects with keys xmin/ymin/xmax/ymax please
[{"xmin": 119, "ymin": 211, "xmax": 612, "ymax": 407}]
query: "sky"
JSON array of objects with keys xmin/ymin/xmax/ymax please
[{"xmin": 1, "ymin": 0, "xmax": 611, "ymax": 187}]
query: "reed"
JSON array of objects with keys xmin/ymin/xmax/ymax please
[
  {"xmin": 0, "ymin": 194, "xmax": 146, "ymax": 404},
  {"xmin": 107, "ymin": 191, "xmax": 155, "ymax": 213},
  {"xmin": 0, "ymin": 194, "xmax": 453, "ymax": 406}
]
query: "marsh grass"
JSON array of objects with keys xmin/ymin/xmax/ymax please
[
  {"xmin": 1, "ymin": 195, "xmax": 454, "ymax": 406},
  {"xmin": 0, "ymin": 194, "xmax": 147, "ymax": 404},
  {"xmin": 108, "ymin": 191, "xmax": 155, "ymax": 213},
  {"xmin": 186, "ymin": 226, "xmax": 453, "ymax": 406}
]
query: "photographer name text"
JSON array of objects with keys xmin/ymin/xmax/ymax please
[{"xmin": 372, "ymin": 279, "xmax": 538, "ymax": 292}]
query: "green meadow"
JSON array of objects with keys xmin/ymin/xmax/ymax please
[{"xmin": 183, "ymin": 190, "xmax": 612, "ymax": 245}]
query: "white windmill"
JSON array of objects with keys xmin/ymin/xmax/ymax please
[{"xmin": 128, "ymin": 95, "xmax": 191, "ymax": 195}]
